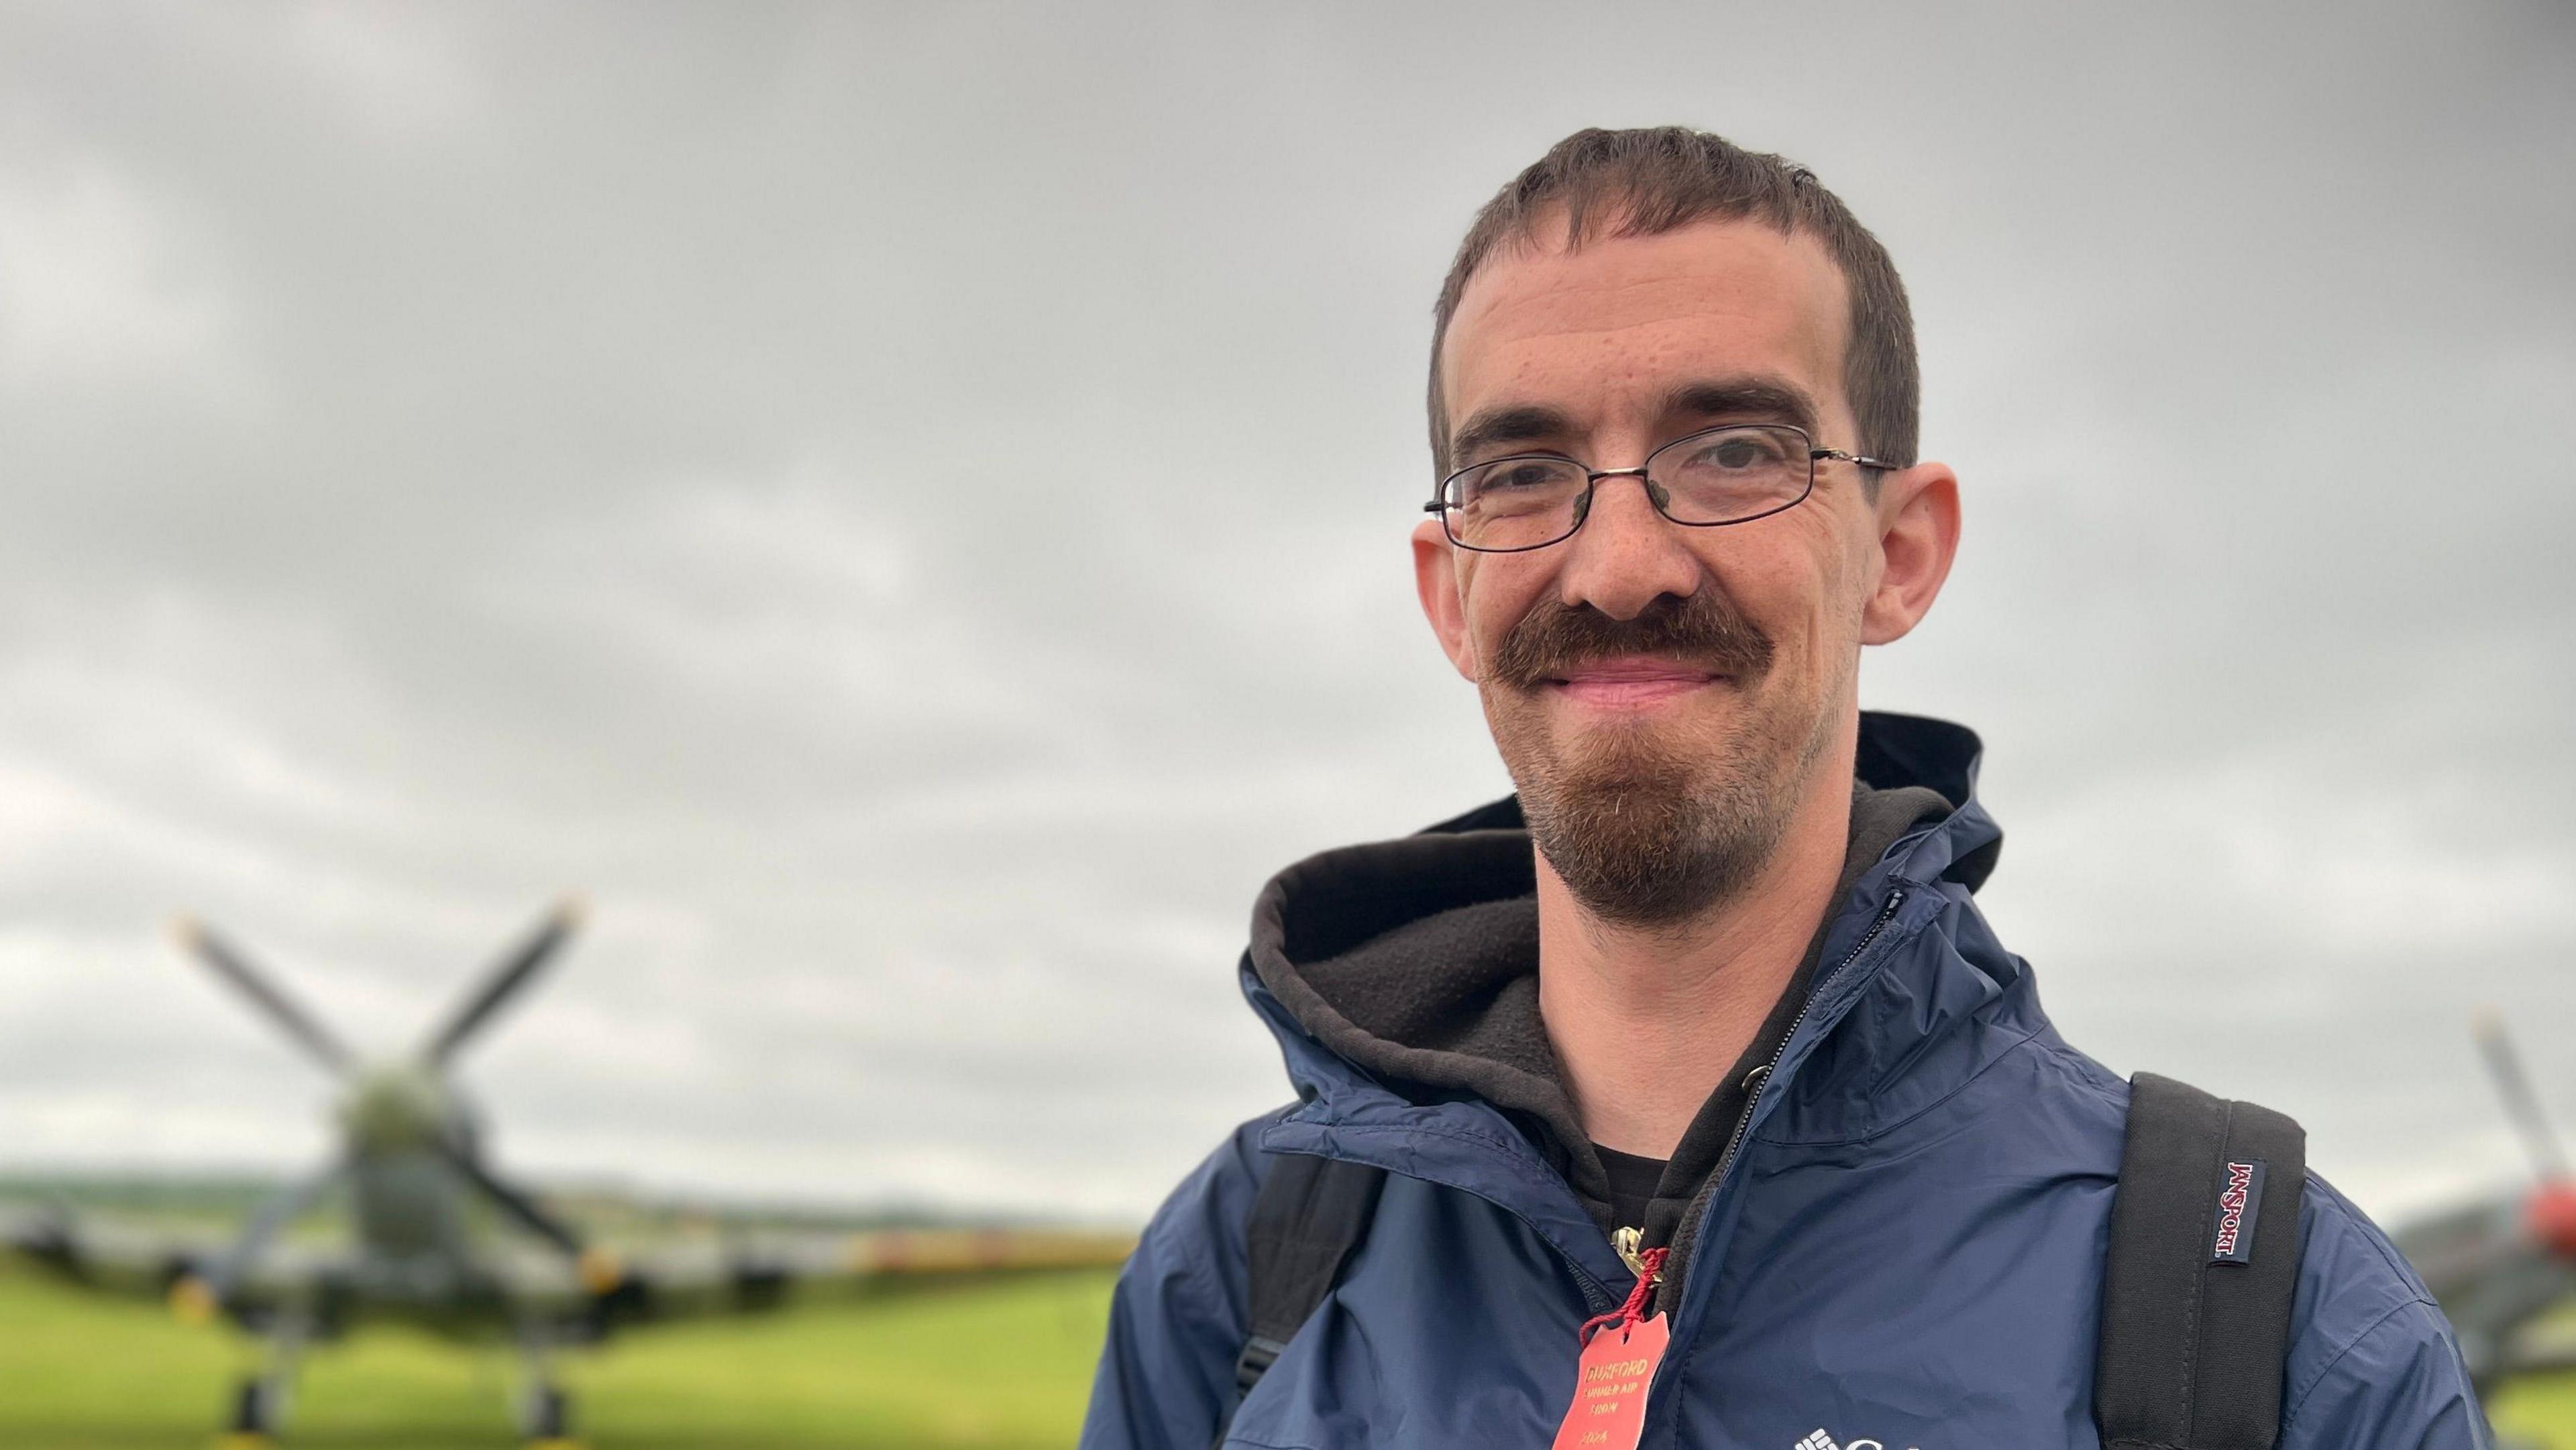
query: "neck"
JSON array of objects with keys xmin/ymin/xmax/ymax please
[{"xmin": 1536, "ymin": 752, "xmax": 1857, "ymax": 1160}]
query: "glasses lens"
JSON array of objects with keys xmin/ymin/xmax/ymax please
[
  {"xmin": 1648, "ymin": 425, "xmax": 1812, "ymax": 524},
  {"xmin": 1442, "ymin": 457, "xmax": 1589, "ymax": 550}
]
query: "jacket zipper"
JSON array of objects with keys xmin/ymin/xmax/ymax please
[
  {"xmin": 1550, "ymin": 888, "xmax": 1913, "ymax": 1441},
  {"xmin": 1656, "ymin": 885, "xmax": 1909, "ymax": 1314},
  {"xmin": 1613, "ymin": 1225, "xmax": 1650, "ymax": 1279},
  {"xmin": 1417, "ymin": 1157, "xmax": 1620, "ymax": 1313},
  {"xmin": 1325, "ymin": 890, "xmax": 1917, "ymax": 1343},
  {"xmin": 1546, "ymin": 1227, "xmax": 1621, "ymax": 1314}
]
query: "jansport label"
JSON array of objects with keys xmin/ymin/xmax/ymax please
[{"xmin": 2211, "ymin": 1158, "xmax": 2267, "ymax": 1265}]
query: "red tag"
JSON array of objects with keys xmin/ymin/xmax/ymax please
[{"xmin": 1550, "ymin": 1311, "xmax": 1668, "ymax": 1450}]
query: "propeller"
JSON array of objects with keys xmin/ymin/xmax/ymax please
[
  {"xmin": 171, "ymin": 917, "xmax": 356, "ymax": 1076},
  {"xmin": 203, "ymin": 1159, "xmax": 345, "ymax": 1303},
  {"xmin": 433, "ymin": 1137, "xmax": 628, "ymax": 1296},
  {"xmin": 431, "ymin": 1137, "xmax": 586, "ymax": 1259},
  {"xmin": 2474, "ymin": 1006, "xmax": 2569, "ymax": 1184},
  {"xmin": 419, "ymin": 897, "xmax": 585, "ymax": 1066},
  {"xmin": 164, "ymin": 898, "xmax": 615, "ymax": 1300}
]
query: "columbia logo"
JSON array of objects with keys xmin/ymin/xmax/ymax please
[{"xmin": 1794, "ymin": 1429, "xmax": 1919, "ymax": 1450}]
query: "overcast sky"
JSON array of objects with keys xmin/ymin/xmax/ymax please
[{"xmin": 2, "ymin": 2, "xmax": 2570, "ymax": 1225}]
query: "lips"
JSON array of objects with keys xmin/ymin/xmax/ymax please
[{"xmin": 1547, "ymin": 654, "xmax": 1724, "ymax": 708}]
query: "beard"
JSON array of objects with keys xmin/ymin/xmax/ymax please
[{"xmin": 1480, "ymin": 590, "xmax": 1833, "ymax": 930}]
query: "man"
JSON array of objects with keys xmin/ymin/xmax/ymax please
[{"xmin": 1081, "ymin": 127, "xmax": 2485, "ymax": 1449}]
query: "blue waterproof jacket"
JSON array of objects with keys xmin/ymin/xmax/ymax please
[{"xmin": 1083, "ymin": 715, "xmax": 2487, "ymax": 1449}]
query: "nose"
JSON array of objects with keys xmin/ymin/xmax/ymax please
[{"xmin": 1554, "ymin": 470, "xmax": 1703, "ymax": 621}]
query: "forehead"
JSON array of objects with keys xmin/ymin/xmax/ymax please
[{"xmin": 1440, "ymin": 217, "xmax": 1850, "ymax": 444}]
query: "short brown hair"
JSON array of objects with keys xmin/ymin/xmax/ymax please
[{"xmin": 1428, "ymin": 126, "xmax": 1918, "ymax": 478}]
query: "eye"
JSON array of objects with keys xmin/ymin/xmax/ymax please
[
  {"xmin": 1475, "ymin": 459, "xmax": 1567, "ymax": 492},
  {"xmin": 1447, "ymin": 457, "xmax": 1582, "ymax": 526},
  {"xmin": 1687, "ymin": 433, "xmax": 1793, "ymax": 471}
]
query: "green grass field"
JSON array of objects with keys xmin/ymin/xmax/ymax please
[
  {"xmin": 0, "ymin": 1258, "xmax": 1114, "ymax": 1449},
  {"xmin": 2502, "ymin": 1378, "xmax": 2576, "ymax": 1450},
  {"xmin": 5, "ymin": 1255, "xmax": 2571, "ymax": 1448}
]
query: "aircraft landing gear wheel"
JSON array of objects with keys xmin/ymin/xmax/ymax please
[
  {"xmin": 523, "ymin": 1382, "xmax": 580, "ymax": 1449},
  {"xmin": 216, "ymin": 1376, "xmax": 275, "ymax": 1447}
]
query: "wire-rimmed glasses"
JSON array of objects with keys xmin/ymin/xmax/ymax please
[{"xmin": 1424, "ymin": 423, "xmax": 1892, "ymax": 553}]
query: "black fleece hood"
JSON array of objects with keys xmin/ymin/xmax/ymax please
[{"xmin": 1246, "ymin": 712, "xmax": 1987, "ymax": 1241}]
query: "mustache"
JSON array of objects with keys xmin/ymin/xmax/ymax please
[{"xmin": 1484, "ymin": 591, "xmax": 1774, "ymax": 690}]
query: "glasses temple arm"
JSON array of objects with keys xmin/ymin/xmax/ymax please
[{"xmin": 1812, "ymin": 448, "xmax": 1898, "ymax": 472}]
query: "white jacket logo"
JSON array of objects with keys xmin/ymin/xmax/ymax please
[{"xmin": 1796, "ymin": 1430, "xmax": 1919, "ymax": 1450}]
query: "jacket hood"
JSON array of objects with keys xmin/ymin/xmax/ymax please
[{"xmin": 1238, "ymin": 713, "xmax": 2025, "ymax": 1287}]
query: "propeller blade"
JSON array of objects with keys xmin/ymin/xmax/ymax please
[
  {"xmin": 172, "ymin": 917, "xmax": 355, "ymax": 1075},
  {"xmin": 207, "ymin": 1161, "xmax": 343, "ymax": 1300},
  {"xmin": 2475, "ymin": 1006, "xmax": 2570, "ymax": 1182},
  {"xmin": 421, "ymin": 898, "xmax": 584, "ymax": 1065},
  {"xmin": 432, "ymin": 1139, "xmax": 585, "ymax": 1259}
]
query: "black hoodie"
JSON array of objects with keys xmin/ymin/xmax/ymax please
[{"xmin": 1246, "ymin": 775, "xmax": 1950, "ymax": 1274}]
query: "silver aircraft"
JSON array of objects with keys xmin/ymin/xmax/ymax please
[{"xmin": 4, "ymin": 901, "xmax": 1130, "ymax": 1448}]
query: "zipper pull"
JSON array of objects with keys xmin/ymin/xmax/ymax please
[
  {"xmin": 1580, "ymin": 1243, "xmax": 1670, "ymax": 1344},
  {"xmin": 1611, "ymin": 1225, "xmax": 1658, "ymax": 1282}
]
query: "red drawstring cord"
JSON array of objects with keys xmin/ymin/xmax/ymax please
[{"xmin": 1578, "ymin": 1245, "xmax": 1668, "ymax": 1343}]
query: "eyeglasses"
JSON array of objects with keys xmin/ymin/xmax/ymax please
[{"xmin": 1424, "ymin": 423, "xmax": 1893, "ymax": 553}]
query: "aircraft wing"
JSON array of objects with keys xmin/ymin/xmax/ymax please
[
  {"xmin": 10, "ymin": 1204, "xmax": 1132, "ymax": 1337},
  {"xmin": 0, "ymin": 1207, "xmax": 291, "ymax": 1316},
  {"xmin": 2391, "ymin": 1194, "xmax": 2531, "ymax": 1304},
  {"xmin": 502, "ymin": 1225, "xmax": 1136, "ymax": 1332},
  {"xmin": 2389, "ymin": 1190, "xmax": 2576, "ymax": 1391},
  {"xmin": 9, "ymin": 1208, "xmax": 181, "ymax": 1294}
]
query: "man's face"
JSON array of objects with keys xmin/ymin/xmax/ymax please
[{"xmin": 1413, "ymin": 217, "xmax": 1953, "ymax": 927}]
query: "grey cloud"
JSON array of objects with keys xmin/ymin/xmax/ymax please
[{"xmin": 1, "ymin": 1, "xmax": 2570, "ymax": 1219}]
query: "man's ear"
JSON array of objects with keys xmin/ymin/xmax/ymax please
[
  {"xmin": 1411, "ymin": 517, "xmax": 1481, "ymax": 681},
  {"xmin": 1860, "ymin": 462, "xmax": 1962, "ymax": 645}
]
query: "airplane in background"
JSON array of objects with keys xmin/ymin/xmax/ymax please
[
  {"xmin": 3, "ymin": 900, "xmax": 1132, "ymax": 1449},
  {"xmin": 12, "ymin": 904, "xmax": 2569, "ymax": 1445},
  {"xmin": 2390, "ymin": 1011, "xmax": 2576, "ymax": 1409}
]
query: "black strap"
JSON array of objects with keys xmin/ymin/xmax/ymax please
[
  {"xmin": 2096, "ymin": 1072, "xmax": 2308, "ymax": 1450},
  {"xmin": 1218, "ymin": 1153, "xmax": 1385, "ymax": 1443}
]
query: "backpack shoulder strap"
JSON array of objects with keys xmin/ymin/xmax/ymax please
[
  {"xmin": 1218, "ymin": 1152, "xmax": 1385, "ymax": 1439},
  {"xmin": 2096, "ymin": 1071, "xmax": 2308, "ymax": 1450}
]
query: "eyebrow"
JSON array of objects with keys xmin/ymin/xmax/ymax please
[
  {"xmin": 1447, "ymin": 403, "xmax": 1579, "ymax": 466},
  {"xmin": 1659, "ymin": 377, "xmax": 1819, "ymax": 435},
  {"xmin": 1447, "ymin": 376, "xmax": 1824, "ymax": 468}
]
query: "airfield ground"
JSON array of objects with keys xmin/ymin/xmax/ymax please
[
  {"xmin": 1, "ymin": 1254, "xmax": 2568, "ymax": 1448},
  {"xmin": 0, "ymin": 1255, "xmax": 1110, "ymax": 1448}
]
